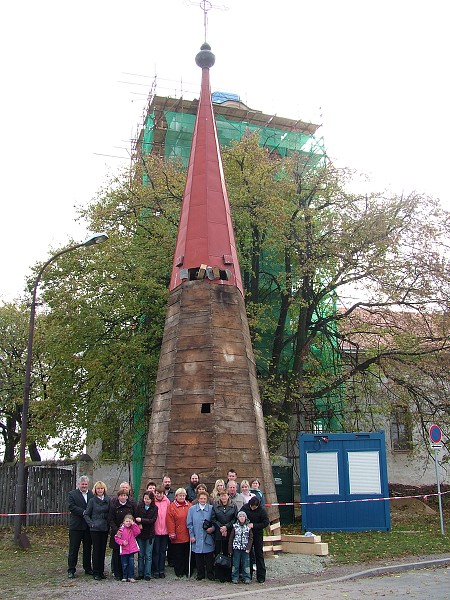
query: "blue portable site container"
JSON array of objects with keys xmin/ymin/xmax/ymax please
[{"xmin": 299, "ymin": 431, "xmax": 390, "ymax": 532}]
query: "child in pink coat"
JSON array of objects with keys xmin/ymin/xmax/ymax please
[{"xmin": 114, "ymin": 514, "xmax": 141, "ymax": 582}]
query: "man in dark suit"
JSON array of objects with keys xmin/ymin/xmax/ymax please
[{"xmin": 67, "ymin": 475, "xmax": 94, "ymax": 578}]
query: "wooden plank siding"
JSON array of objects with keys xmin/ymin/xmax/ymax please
[
  {"xmin": 0, "ymin": 463, "xmax": 76, "ymax": 527},
  {"xmin": 141, "ymin": 281, "xmax": 280, "ymax": 524}
]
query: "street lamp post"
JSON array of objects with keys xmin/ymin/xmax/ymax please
[{"xmin": 14, "ymin": 233, "xmax": 108, "ymax": 545}]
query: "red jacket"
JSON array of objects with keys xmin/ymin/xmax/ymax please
[{"xmin": 166, "ymin": 500, "xmax": 191, "ymax": 544}]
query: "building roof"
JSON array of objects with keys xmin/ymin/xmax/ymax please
[
  {"xmin": 339, "ymin": 307, "xmax": 450, "ymax": 354},
  {"xmin": 146, "ymin": 94, "xmax": 320, "ymax": 136}
]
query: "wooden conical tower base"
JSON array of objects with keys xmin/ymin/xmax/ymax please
[{"xmin": 142, "ymin": 280, "xmax": 279, "ymax": 522}]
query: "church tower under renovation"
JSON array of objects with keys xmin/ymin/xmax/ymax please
[{"xmin": 141, "ymin": 42, "xmax": 279, "ymax": 523}]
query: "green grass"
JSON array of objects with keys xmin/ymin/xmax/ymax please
[
  {"xmin": 284, "ymin": 510, "xmax": 450, "ymax": 564},
  {"xmin": 0, "ymin": 526, "xmax": 68, "ymax": 598}
]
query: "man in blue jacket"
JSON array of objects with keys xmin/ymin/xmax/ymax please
[{"xmin": 67, "ymin": 475, "xmax": 93, "ymax": 578}]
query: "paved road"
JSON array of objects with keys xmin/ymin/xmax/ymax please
[
  {"xmin": 15, "ymin": 559, "xmax": 450, "ymax": 600},
  {"xmin": 200, "ymin": 565, "xmax": 450, "ymax": 600}
]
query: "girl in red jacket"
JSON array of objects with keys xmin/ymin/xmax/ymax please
[{"xmin": 114, "ymin": 514, "xmax": 141, "ymax": 582}]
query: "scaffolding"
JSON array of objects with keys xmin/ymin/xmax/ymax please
[
  {"xmin": 131, "ymin": 88, "xmax": 336, "ymax": 489},
  {"xmin": 134, "ymin": 93, "xmax": 325, "ymax": 167}
]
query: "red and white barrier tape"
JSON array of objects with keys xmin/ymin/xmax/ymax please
[
  {"xmin": 0, "ymin": 511, "xmax": 69, "ymax": 517},
  {"xmin": 1, "ymin": 491, "xmax": 448, "ymax": 517},
  {"xmin": 267, "ymin": 490, "xmax": 450, "ymax": 507}
]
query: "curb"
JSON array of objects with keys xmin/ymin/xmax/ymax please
[
  {"xmin": 327, "ymin": 555, "xmax": 450, "ymax": 582},
  {"xmin": 200, "ymin": 556, "xmax": 450, "ymax": 600}
]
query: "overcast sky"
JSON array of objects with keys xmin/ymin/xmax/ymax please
[{"xmin": 1, "ymin": 0, "xmax": 448, "ymax": 302}]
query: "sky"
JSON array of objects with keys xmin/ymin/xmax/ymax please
[{"xmin": 1, "ymin": 0, "xmax": 448, "ymax": 303}]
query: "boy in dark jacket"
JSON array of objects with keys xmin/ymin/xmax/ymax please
[{"xmin": 228, "ymin": 510, "xmax": 253, "ymax": 584}]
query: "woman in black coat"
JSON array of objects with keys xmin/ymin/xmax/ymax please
[
  {"xmin": 135, "ymin": 491, "xmax": 158, "ymax": 580},
  {"xmin": 83, "ymin": 481, "xmax": 110, "ymax": 580},
  {"xmin": 211, "ymin": 491, "xmax": 237, "ymax": 582}
]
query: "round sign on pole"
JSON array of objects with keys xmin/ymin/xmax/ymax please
[{"xmin": 429, "ymin": 424, "xmax": 443, "ymax": 444}]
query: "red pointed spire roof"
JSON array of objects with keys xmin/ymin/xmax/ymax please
[{"xmin": 169, "ymin": 43, "xmax": 243, "ymax": 295}]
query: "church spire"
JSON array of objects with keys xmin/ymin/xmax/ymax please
[
  {"xmin": 169, "ymin": 43, "xmax": 243, "ymax": 295},
  {"xmin": 142, "ymin": 40, "xmax": 280, "ymax": 532}
]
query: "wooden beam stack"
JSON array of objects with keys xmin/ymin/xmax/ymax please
[{"xmin": 263, "ymin": 526, "xmax": 329, "ymax": 556}]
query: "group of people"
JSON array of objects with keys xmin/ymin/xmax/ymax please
[{"xmin": 67, "ymin": 470, "xmax": 269, "ymax": 584}]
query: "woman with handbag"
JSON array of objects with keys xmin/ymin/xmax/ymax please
[
  {"xmin": 211, "ymin": 490, "xmax": 237, "ymax": 582},
  {"xmin": 187, "ymin": 491, "xmax": 216, "ymax": 580}
]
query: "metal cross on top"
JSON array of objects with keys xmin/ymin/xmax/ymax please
[{"xmin": 186, "ymin": 0, "xmax": 228, "ymax": 41}]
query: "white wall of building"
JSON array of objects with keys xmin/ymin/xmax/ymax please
[
  {"xmin": 88, "ymin": 439, "xmax": 135, "ymax": 496},
  {"xmin": 385, "ymin": 436, "xmax": 449, "ymax": 485}
]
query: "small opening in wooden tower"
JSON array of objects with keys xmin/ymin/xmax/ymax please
[{"xmin": 201, "ymin": 403, "xmax": 211, "ymax": 413}]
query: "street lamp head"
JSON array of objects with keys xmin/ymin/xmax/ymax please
[{"xmin": 82, "ymin": 232, "xmax": 109, "ymax": 247}]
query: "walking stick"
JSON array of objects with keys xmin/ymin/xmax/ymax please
[{"xmin": 188, "ymin": 541, "xmax": 192, "ymax": 578}]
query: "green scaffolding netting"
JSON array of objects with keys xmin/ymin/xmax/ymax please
[{"xmin": 142, "ymin": 109, "xmax": 325, "ymax": 166}]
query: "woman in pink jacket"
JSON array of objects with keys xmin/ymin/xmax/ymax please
[
  {"xmin": 152, "ymin": 484, "xmax": 171, "ymax": 578},
  {"xmin": 114, "ymin": 514, "xmax": 141, "ymax": 582}
]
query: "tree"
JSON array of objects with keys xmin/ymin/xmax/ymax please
[
  {"xmin": 31, "ymin": 158, "xmax": 184, "ymax": 460},
  {"xmin": 0, "ymin": 303, "xmax": 42, "ymax": 462},
  {"xmin": 18, "ymin": 137, "xmax": 450, "ymax": 462},
  {"xmin": 340, "ymin": 309, "xmax": 450, "ymax": 459},
  {"xmin": 223, "ymin": 134, "xmax": 450, "ymax": 457}
]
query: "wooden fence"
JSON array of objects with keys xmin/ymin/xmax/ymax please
[{"xmin": 0, "ymin": 462, "xmax": 76, "ymax": 527}]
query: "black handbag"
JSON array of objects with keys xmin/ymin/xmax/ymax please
[{"xmin": 214, "ymin": 552, "xmax": 232, "ymax": 569}]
